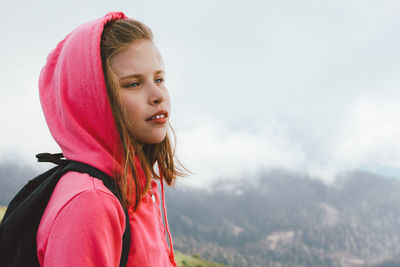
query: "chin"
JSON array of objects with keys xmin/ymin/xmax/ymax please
[{"xmin": 141, "ymin": 134, "xmax": 167, "ymax": 145}]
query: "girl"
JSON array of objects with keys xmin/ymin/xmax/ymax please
[{"xmin": 37, "ymin": 11, "xmax": 184, "ymax": 266}]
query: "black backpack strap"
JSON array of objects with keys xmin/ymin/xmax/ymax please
[
  {"xmin": 120, "ymin": 209, "xmax": 131, "ymax": 267},
  {"xmin": 60, "ymin": 161, "xmax": 131, "ymax": 267}
]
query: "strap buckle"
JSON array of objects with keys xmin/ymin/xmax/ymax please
[{"xmin": 35, "ymin": 153, "xmax": 67, "ymax": 165}]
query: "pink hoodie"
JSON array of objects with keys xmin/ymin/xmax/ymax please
[{"xmin": 36, "ymin": 12, "xmax": 176, "ymax": 267}]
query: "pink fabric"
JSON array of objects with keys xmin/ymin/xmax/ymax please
[{"xmin": 37, "ymin": 11, "xmax": 176, "ymax": 267}]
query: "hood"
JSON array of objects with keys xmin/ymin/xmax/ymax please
[{"xmin": 39, "ymin": 11, "xmax": 131, "ymax": 179}]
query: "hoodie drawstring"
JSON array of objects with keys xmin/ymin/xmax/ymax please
[{"xmin": 158, "ymin": 166, "xmax": 176, "ymax": 266}]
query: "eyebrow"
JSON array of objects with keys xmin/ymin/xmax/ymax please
[{"xmin": 119, "ymin": 70, "xmax": 165, "ymax": 81}]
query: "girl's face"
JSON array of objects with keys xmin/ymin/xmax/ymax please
[{"xmin": 110, "ymin": 40, "xmax": 170, "ymax": 144}]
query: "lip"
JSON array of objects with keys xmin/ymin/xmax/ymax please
[{"xmin": 146, "ymin": 110, "xmax": 169, "ymax": 124}]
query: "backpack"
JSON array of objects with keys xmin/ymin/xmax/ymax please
[{"xmin": 0, "ymin": 153, "xmax": 131, "ymax": 267}]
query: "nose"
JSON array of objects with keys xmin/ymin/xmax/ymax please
[{"xmin": 148, "ymin": 84, "xmax": 165, "ymax": 105}]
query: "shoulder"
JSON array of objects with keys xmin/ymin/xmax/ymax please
[
  {"xmin": 37, "ymin": 171, "xmax": 126, "ymax": 266},
  {"xmin": 42, "ymin": 171, "xmax": 124, "ymax": 220},
  {"xmin": 40, "ymin": 170, "xmax": 125, "ymax": 229},
  {"xmin": 54, "ymin": 171, "xmax": 118, "ymax": 202}
]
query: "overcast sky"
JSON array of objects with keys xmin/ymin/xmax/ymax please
[{"xmin": 1, "ymin": 0, "xmax": 399, "ymax": 187}]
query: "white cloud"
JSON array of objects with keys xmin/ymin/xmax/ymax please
[
  {"xmin": 175, "ymin": 119, "xmax": 307, "ymax": 187},
  {"xmin": 334, "ymin": 92, "xmax": 400, "ymax": 169}
]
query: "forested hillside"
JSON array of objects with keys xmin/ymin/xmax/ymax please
[{"xmin": 165, "ymin": 170, "xmax": 400, "ymax": 267}]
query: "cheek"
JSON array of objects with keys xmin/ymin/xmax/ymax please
[{"xmin": 120, "ymin": 93, "xmax": 141, "ymax": 123}]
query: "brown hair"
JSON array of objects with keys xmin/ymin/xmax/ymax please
[{"xmin": 100, "ymin": 19, "xmax": 185, "ymax": 210}]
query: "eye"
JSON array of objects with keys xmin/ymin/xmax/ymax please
[
  {"xmin": 155, "ymin": 77, "xmax": 164, "ymax": 84},
  {"xmin": 125, "ymin": 81, "xmax": 140, "ymax": 88}
]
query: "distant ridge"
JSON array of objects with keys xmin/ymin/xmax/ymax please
[{"xmin": 165, "ymin": 170, "xmax": 400, "ymax": 267}]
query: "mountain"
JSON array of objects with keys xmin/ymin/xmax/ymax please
[
  {"xmin": 2, "ymin": 162, "xmax": 400, "ymax": 266},
  {"xmin": 165, "ymin": 170, "xmax": 400, "ymax": 267}
]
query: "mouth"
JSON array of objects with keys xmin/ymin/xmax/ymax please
[{"xmin": 146, "ymin": 111, "xmax": 169, "ymax": 123}]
